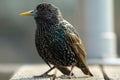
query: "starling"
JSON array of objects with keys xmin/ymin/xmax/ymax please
[{"xmin": 20, "ymin": 3, "xmax": 93, "ymax": 78}]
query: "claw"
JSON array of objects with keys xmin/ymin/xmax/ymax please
[
  {"xmin": 60, "ymin": 74, "xmax": 76, "ymax": 79},
  {"xmin": 34, "ymin": 74, "xmax": 54, "ymax": 78}
]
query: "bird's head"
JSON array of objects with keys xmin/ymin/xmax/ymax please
[{"xmin": 20, "ymin": 3, "xmax": 62, "ymax": 23}]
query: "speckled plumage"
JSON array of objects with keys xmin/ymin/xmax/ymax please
[
  {"xmin": 33, "ymin": 3, "xmax": 93, "ymax": 76},
  {"xmin": 35, "ymin": 22, "xmax": 76, "ymax": 67}
]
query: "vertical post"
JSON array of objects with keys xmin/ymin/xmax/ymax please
[{"xmin": 78, "ymin": 0, "xmax": 117, "ymax": 58}]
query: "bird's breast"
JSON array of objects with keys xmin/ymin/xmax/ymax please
[{"xmin": 35, "ymin": 28, "xmax": 77, "ymax": 67}]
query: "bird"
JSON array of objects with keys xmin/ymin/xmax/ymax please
[{"xmin": 20, "ymin": 3, "xmax": 93, "ymax": 78}]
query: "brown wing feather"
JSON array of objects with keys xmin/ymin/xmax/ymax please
[
  {"xmin": 65, "ymin": 31, "xmax": 93, "ymax": 76},
  {"xmin": 65, "ymin": 31, "xmax": 86, "ymax": 59},
  {"xmin": 59, "ymin": 20, "xmax": 93, "ymax": 76}
]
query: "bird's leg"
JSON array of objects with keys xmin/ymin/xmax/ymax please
[
  {"xmin": 50, "ymin": 68, "xmax": 57, "ymax": 80},
  {"xmin": 66, "ymin": 65, "xmax": 76, "ymax": 79},
  {"xmin": 69, "ymin": 65, "xmax": 74, "ymax": 76},
  {"xmin": 34, "ymin": 66, "xmax": 55, "ymax": 78}
]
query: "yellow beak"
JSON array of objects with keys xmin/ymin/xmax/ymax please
[{"xmin": 19, "ymin": 10, "xmax": 34, "ymax": 16}]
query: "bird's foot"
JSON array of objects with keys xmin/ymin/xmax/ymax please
[
  {"xmin": 60, "ymin": 75, "xmax": 76, "ymax": 79},
  {"xmin": 33, "ymin": 74, "xmax": 54, "ymax": 78}
]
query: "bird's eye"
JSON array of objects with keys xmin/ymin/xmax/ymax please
[{"xmin": 36, "ymin": 5, "xmax": 40, "ymax": 10}]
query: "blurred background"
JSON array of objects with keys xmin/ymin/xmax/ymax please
[{"xmin": 0, "ymin": 0, "xmax": 120, "ymax": 80}]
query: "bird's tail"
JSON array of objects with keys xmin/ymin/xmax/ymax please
[
  {"xmin": 77, "ymin": 61, "xmax": 93, "ymax": 76},
  {"xmin": 57, "ymin": 67, "xmax": 74, "ymax": 76}
]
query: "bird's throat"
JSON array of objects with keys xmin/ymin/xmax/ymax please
[{"xmin": 36, "ymin": 21, "xmax": 58, "ymax": 34}]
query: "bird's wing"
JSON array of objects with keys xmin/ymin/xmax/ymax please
[
  {"xmin": 59, "ymin": 20, "xmax": 86, "ymax": 59},
  {"xmin": 66, "ymin": 31, "xmax": 86, "ymax": 58},
  {"xmin": 59, "ymin": 20, "xmax": 93, "ymax": 76}
]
